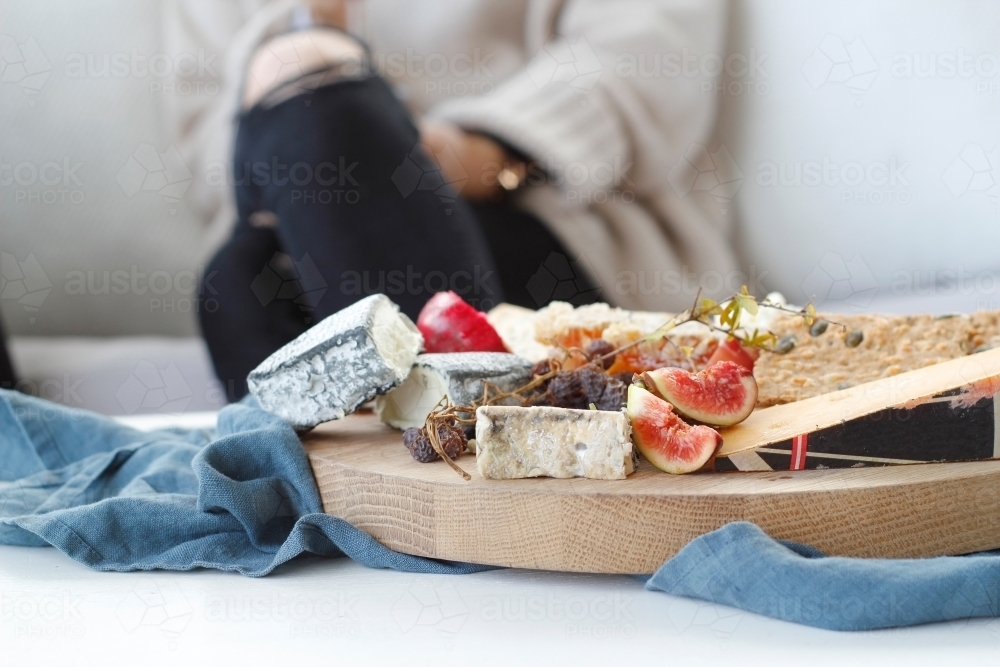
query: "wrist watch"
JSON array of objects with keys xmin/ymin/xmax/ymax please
[{"xmin": 496, "ymin": 161, "xmax": 529, "ymax": 192}]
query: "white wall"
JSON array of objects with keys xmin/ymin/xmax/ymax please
[
  {"xmin": 719, "ymin": 0, "xmax": 1000, "ymax": 314},
  {"xmin": 0, "ymin": 0, "xmax": 220, "ymax": 337}
]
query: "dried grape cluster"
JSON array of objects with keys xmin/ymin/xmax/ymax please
[
  {"xmin": 403, "ymin": 422, "xmax": 467, "ymax": 463},
  {"xmin": 530, "ymin": 363, "xmax": 628, "ymax": 412}
]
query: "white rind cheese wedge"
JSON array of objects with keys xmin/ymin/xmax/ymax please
[
  {"xmin": 248, "ymin": 294, "xmax": 422, "ymax": 429},
  {"xmin": 476, "ymin": 406, "xmax": 634, "ymax": 480},
  {"xmin": 376, "ymin": 352, "xmax": 533, "ymax": 430}
]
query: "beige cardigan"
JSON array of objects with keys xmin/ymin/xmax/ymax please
[{"xmin": 167, "ymin": 0, "xmax": 739, "ymax": 311}]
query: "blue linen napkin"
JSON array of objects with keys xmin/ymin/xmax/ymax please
[
  {"xmin": 0, "ymin": 389, "xmax": 486, "ymax": 576},
  {"xmin": 0, "ymin": 388, "xmax": 997, "ymax": 630},
  {"xmin": 644, "ymin": 522, "xmax": 999, "ymax": 630}
]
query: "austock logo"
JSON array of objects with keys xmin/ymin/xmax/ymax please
[
  {"xmin": 525, "ymin": 252, "xmax": 602, "ymax": 307},
  {"xmin": 7, "ymin": 373, "xmax": 84, "ymax": 406},
  {"xmin": 392, "ymin": 581, "xmax": 469, "ymax": 637},
  {"xmin": 889, "ymin": 266, "xmax": 1000, "ymax": 302},
  {"xmin": 479, "ymin": 590, "xmax": 636, "ymax": 638},
  {"xmin": 614, "ymin": 266, "xmax": 769, "ymax": 301},
  {"xmin": 392, "ymin": 144, "xmax": 466, "ymax": 212},
  {"xmin": 337, "ymin": 264, "xmax": 498, "ymax": 310},
  {"xmin": 891, "ymin": 49, "xmax": 1000, "ymax": 97},
  {"xmin": 252, "ymin": 479, "xmax": 297, "ymax": 529},
  {"xmin": 1, "ymin": 157, "xmax": 86, "ymax": 205},
  {"xmin": 756, "ymin": 156, "xmax": 911, "ymax": 205},
  {"xmin": 943, "ymin": 578, "xmax": 1000, "ymax": 635},
  {"xmin": 614, "ymin": 48, "xmax": 769, "ymax": 97},
  {"xmin": 206, "ymin": 591, "xmax": 360, "ymax": 639},
  {"xmin": 2, "ymin": 589, "xmax": 86, "ymax": 640},
  {"xmin": 667, "ymin": 144, "xmax": 744, "ymax": 214},
  {"xmin": 116, "ymin": 584, "xmax": 193, "ymax": 650},
  {"xmin": 246, "ymin": 33, "xmax": 316, "ymax": 95},
  {"xmin": 0, "ymin": 251, "xmax": 52, "ymax": 324},
  {"xmin": 116, "ymin": 143, "xmax": 193, "ymax": 214},
  {"xmin": 0, "ymin": 35, "xmax": 52, "ymax": 101},
  {"xmin": 251, "ymin": 252, "xmax": 328, "ymax": 324},
  {"xmin": 205, "ymin": 156, "xmax": 360, "ymax": 205},
  {"xmin": 115, "ymin": 360, "xmax": 193, "ymax": 415},
  {"xmin": 0, "ymin": 481, "xmax": 27, "ymax": 517},
  {"xmin": 664, "ymin": 597, "xmax": 742, "ymax": 643},
  {"xmin": 379, "ymin": 48, "xmax": 496, "ymax": 96},
  {"xmin": 802, "ymin": 34, "xmax": 878, "ymax": 103},
  {"xmin": 63, "ymin": 264, "xmax": 219, "ymax": 315},
  {"xmin": 527, "ymin": 37, "xmax": 603, "ymax": 93},
  {"xmin": 943, "ymin": 143, "xmax": 1000, "ymax": 205},
  {"xmin": 801, "ymin": 252, "xmax": 878, "ymax": 309},
  {"xmin": 64, "ymin": 48, "xmax": 220, "ymax": 96}
]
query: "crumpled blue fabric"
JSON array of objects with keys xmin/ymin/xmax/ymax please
[
  {"xmin": 1, "ymin": 388, "xmax": 998, "ymax": 630},
  {"xmin": 644, "ymin": 522, "xmax": 1000, "ymax": 630},
  {"xmin": 0, "ymin": 389, "xmax": 487, "ymax": 576}
]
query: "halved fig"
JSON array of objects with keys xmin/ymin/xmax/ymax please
[
  {"xmin": 417, "ymin": 291, "xmax": 508, "ymax": 353},
  {"xmin": 626, "ymin": 385, "xmax": 722, "ymax": 474},
  {"xmin": 641, "ymin": 360, "xmax": 757, "ymax": 427},
  {"xmin": 706, "ymin": 337, "xmax": 758, "ymax": 371}
]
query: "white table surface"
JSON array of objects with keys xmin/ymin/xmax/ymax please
[
  {"xmin": 2, "ymin": 546, "xmax": 998, "ymax": 667},
  {"xmin": 2, "ymin": 413, "xmax": 998, "ymax": 666}
]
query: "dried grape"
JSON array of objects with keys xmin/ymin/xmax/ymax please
[
  {"xmin": 584, "ymin": 339, "xmax": 616, "ymax": 370},
  {"xmin": 403, "ymin": 422, "xmax": 467, "ymax": 463}
]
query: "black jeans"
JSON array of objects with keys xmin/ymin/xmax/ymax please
[
  {"xmin": 200, "ymin": 72, "xmax": 596, "ymax": 400},
  {"xmin": 0, "ymin": 317, "xmax": 15, "ymax": 389}
]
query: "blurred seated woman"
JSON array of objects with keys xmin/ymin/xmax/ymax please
[{"xmin": 196, "ymin": 0, "xmax": 738, "ymax": 399}]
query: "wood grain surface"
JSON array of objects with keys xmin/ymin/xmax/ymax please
[{"xmin": 303, "ymin": 412, "xmax": 1000, "ymax": 573}]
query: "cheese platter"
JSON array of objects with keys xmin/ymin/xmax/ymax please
[
  {"xmin": 302, "ymin": 410, "xmax": 1000, "ymax": 573},
  {"xmin": 243, "ymin": 291, "xmax": 1000, "ymax": 573}
]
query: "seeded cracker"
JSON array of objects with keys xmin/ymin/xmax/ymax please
[{"xmin": 753, "ymin": 313, "xmax": 984, "ymax": 406}]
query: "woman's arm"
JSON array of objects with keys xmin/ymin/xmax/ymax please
[
  {"xmin": 418, "ymin": 119, "xmax": 522, "ymax": 201},
  {"xmin": 429, "ymin": 0, "xmax": 727, "ymax": 201}
]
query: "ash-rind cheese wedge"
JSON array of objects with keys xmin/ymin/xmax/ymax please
[
  {"xmin": 248, "ymin": 294, "xmax": 422, "ymax": 430},
  {"xmin": 375, "ymin": 352, "xmax": 533, "ymax": 430},
  {"xmin": 476, "ymin": 405, "xmax": 635, "ymax": 480}
]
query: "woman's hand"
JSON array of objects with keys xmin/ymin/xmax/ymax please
[
  {"xmin": 308, "ymin": 0, "xmax": 349, "ymax": 28},
  {"xmin": 419, "ymin": 119, "xmax": 510, "ymax": 201}
]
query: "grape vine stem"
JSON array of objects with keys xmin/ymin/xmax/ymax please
[{"xmin": 422, "ymin": 288, "xmax": 843, "ymax": 480}]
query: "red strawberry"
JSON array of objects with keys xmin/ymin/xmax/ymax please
[
  {"xmin": 417, "ymin": 291, "xmax": 508, "ymax": 353},
  {"xmin": 706, "ymin": 337, "xmax": 758, "ymax": 371}
]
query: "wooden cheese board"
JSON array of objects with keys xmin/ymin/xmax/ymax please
[{"xmin": 302, "ymin": 410, "xmax": 1000, "ymax": 574}]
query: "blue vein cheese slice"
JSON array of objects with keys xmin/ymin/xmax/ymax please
[
  {"xmin": 248, "ymin": 294, "xmax": 422, "ymax": 429},
  {"xmin": 475, "ymin": 406, "xmax": 635, "ymax": 480},
  {"xmin": 375, "ymin": 352, "xmax": 533, "ymax": 430}
]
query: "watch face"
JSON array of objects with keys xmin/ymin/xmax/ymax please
[{"xmin": 497, "ymin": 167, "xmax": 522, "ymax": 191}]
